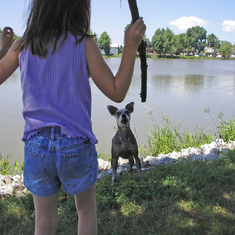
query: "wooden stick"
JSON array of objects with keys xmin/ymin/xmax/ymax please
[{"xmin": 127, "ymin": 0, "xmax": 147, "ymax": 102}]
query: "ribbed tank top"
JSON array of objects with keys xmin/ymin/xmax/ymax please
[{"xmin": 19, "ymin": 35, "xmax": 97, "ymax": 144}]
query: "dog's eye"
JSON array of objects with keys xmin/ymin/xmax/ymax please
[
  {"xmin": 117, "ymin": 111, "xmax": 121, "ymax": 115},
  {"xmin": 124, "ymin": 111, "xmax": 129, "ymax": 115}
]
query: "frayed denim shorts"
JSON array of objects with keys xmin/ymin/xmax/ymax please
[{"xmin": 23, "ymin": 127, "xmax": 98, "ymax": 197}]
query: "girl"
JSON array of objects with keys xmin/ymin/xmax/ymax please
[{"xmin": 0, "ymin": 0, "xmax": 146, "ymax": 234}]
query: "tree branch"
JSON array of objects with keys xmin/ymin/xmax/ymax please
[{"xmin": 127, "ymin": 0, "xmax": 148, "ymax": 102}]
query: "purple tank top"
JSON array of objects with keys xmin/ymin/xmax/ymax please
[{"xmin": 19, "ymin": 35, "xmax": 98, "ymax": 144}]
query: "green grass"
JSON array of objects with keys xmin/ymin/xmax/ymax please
[
  {"xmin": 97, "ymin": 151, "xmax": 235, "ymax": 235},
  {"xmin": 1, "ymin": 150, "xmax": 235, "ymax": 235}
]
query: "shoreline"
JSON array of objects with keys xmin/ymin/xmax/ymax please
[
  {"xmin": 1, "ymin": 139, "xmax": 235, "ymax": 197},
  {"xmin": 104, "ymin": 54, "xmax": 235, "ymax": 60}
]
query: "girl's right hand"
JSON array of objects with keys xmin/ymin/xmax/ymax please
[{"xmin": 124, "ymin": 18, "xmax": 146, "ymax": 50}]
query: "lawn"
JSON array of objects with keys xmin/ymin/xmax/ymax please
[{"xmin": 1, "ymin": 150, "xmax": 235, "ymax": 235}]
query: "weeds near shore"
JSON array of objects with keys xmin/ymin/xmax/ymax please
[
  {"xmin": 140, "ymin": 105, "xmax": 215, "ymax": 157},
  {"xmin": 139, "ymin": 105, "xmax": 235, "ymax": 157},
  {"xmin": 142, "ymin": 122, "xmax": 214, "ymax": 156},
  {"xmin": 0, "ymin": 154, "xmax": 23, "ymax": 175},
  {"xmin": 0, "ymin": 155, "xmax": 12, "ymax": 175},
  {"xmin": 218, "ymin": 116, "xmax": 235, "ymax": 142}
]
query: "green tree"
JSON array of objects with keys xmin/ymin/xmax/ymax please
[
  {"xmin": 207, "ymin": 33, "xmax": 220, "ymax": 49},
  {"xmin": 152, "ymin": 28, "xmax": 176, "ymax": 55},
  {"xmin": 89, "ymin": 29, "xmax": 98, "ymax": 43},
  {"xmin": 119, "ymin": 45, "xmax": 123, "ymax": 54},
  {"xmin": 186, "ymin": 26, "xmax": 207, "ymax": 54},
  {"xmin": 163, "ymin": 28, "xmax": 175, "ymax": 54},
  {"xmin": 175, "ymin": 33, "xmax": 190, "ymax": 55},
  {"xmin": 98, "ymin": 31, "xmax": 111, "ymax": 55},
  {"xmin": 144, "ymin": 35, "xmax": 151, "ymax": 47},
  {"xmin": 219, "ymin": 41, "xmax": 233, "ymax": 58},
  {"xmin": 152, "ymin": 28, "xmax": 165, "ymax": 54}
]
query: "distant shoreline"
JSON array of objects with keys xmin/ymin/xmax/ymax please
[{"xmin": 104, "ymin": 54, "xmax": 235, "ymax": 60}]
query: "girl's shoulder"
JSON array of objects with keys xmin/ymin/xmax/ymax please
[{"xmin": 85, "ymin": 37, "xmax": 100, "ymax": 56}]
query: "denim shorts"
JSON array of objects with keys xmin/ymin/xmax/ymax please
[{"xmin": 23, "ymin": 127, "xmax": 98, "ymax": 197}]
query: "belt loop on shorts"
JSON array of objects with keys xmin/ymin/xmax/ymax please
[{"xmin": 51, "ymin": 127, "xmax": 55, "ymax": 140}]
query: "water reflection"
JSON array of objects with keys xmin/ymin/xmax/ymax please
[
  {"xmin": 149, "ymin": 74, "xmax": 205, "ymax": 97},
  {"xmin": 184, "ymin": 75, "xmax": 204, "ymax": 94}
]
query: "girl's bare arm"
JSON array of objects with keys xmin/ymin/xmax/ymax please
[
  {"xmin": 86, "ymin": 18, "xmax": 146, "ymax": 103},
  {"xmin": 0, "ymin": 41, "xmax": 20, "ymax": 85}
]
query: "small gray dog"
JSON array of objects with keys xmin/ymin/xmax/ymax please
[{"xmin": 107, "ymin": 102, "xmax": 143, "ymax": 185}]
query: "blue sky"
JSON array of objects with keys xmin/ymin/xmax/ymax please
[{"xmin": 1, "ymin": 0, "xmax": 235, "ymax": 45}]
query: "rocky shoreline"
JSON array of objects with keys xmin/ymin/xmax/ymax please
[{"xmin": 1, "ymin": 139, "xmax": 235, "ymax": 197}]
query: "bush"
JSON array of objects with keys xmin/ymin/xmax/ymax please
[
  {"xmin": 0, "ymin": 155, "xmax": 12, "ymax": 175},
  {"xmin": 218, "ymin": 116, "xmax": 235, "ymax": 142}
]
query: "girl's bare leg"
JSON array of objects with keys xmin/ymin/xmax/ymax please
[
  {"xmin": 33, "ymin": 192, "xmax": 59, "ymax": 235},
  {"xmin": 74, "ymin": 183, "xmax": 97, "ymax": 235}
]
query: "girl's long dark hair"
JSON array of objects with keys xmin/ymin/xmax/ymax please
[{"xmin": 18, "ymin": 0, "xmax": 91, "ymax": 58}]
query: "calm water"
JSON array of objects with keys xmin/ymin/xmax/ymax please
[{"xmin": 0, "ymin": 59, "xmax": 235, "ymax": 166}]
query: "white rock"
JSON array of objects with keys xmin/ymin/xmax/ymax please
[
  {"xmin": 144, "ymin": 156, "xmax": 158, "ymax": 164},
  {"xmin": 230, "ymin": 141, "xmax": 235, "ymax": 150},
  {"xmin": 169, "ymin": 151, "xmax": 181, "ymax": 160},
  {"xmin": 12, "ymin": 183, "xmax": 25, "ymax": 194},
  {"xmin": 1, "ymin": 184, "xmax": 14, "ymax": 195},
  {"xmin": 226, "ymin": 143, "xmax": 232, "ymax": 150},
  {"xmin": 12, "ymin": 175, "xmax": 22, "ymax": 183},
  {"xmin": 98, "ymin": 159, "xmax": 111, "ymax": 171},
  {"xmin": 215, "ymin": 139, "xmax": 226, "ymax": 147},
  {"xmin": 0, "ymin": 175, "xmax": 6, "ymax": 186},
  {"xmin": 118, "ymin": 159, "xmax": 129, "ymax": 165},
  {"xmin": 201, "ymin": 144, "xmax": 211, "ymax": 155},
  {"xmin": 158, "ymin": 154, "xmax": 165, "ymax": 158},
  {"xmin": 4, "ymin": 175, "xmax": 12, "ymax": 184},
  {"xmin": 181, "ymin": 149, "xmax": 190, "ymax": 158},
  {"xmin": 188, "ymin": 147, "xmax": 201, "ymax": 155}
]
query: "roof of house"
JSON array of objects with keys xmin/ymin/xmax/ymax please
[
  {"xmin": 205, "ymin": 47, "xmax": 214, "ymax": 53},
  {"xmin": 110, "ymin": 44, "xmax": 119, "ymax": 48}
]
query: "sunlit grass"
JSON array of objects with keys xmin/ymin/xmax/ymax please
[{"xmin": 0, "ymin": 150, "xmax": 234, "ymax": 234}]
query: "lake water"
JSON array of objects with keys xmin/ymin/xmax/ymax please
[{"xmin": 0, "ymin": 58, "xmax": 235, "ymax": 166}]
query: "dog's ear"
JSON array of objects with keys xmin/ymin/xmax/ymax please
[
  {"xmin": 107, "ymin": 105, "xmax": 118, "ymax": 116},
  {"xmin": 125, "ymin": 102, "xmax": 134, "ymax": 113}
]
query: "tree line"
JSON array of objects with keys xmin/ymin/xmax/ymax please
[
  {"xmin": 94, "ymin": 26, "xmax": 235, "ymax": 58},
  {"xmin": 150, "ymin": 26, "xmax": 234, "ymax": 58}
]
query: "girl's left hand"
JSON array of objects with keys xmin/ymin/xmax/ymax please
[{"xmin": 0, "ymin": 27, "xmax": 14, "ymax": 58}]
